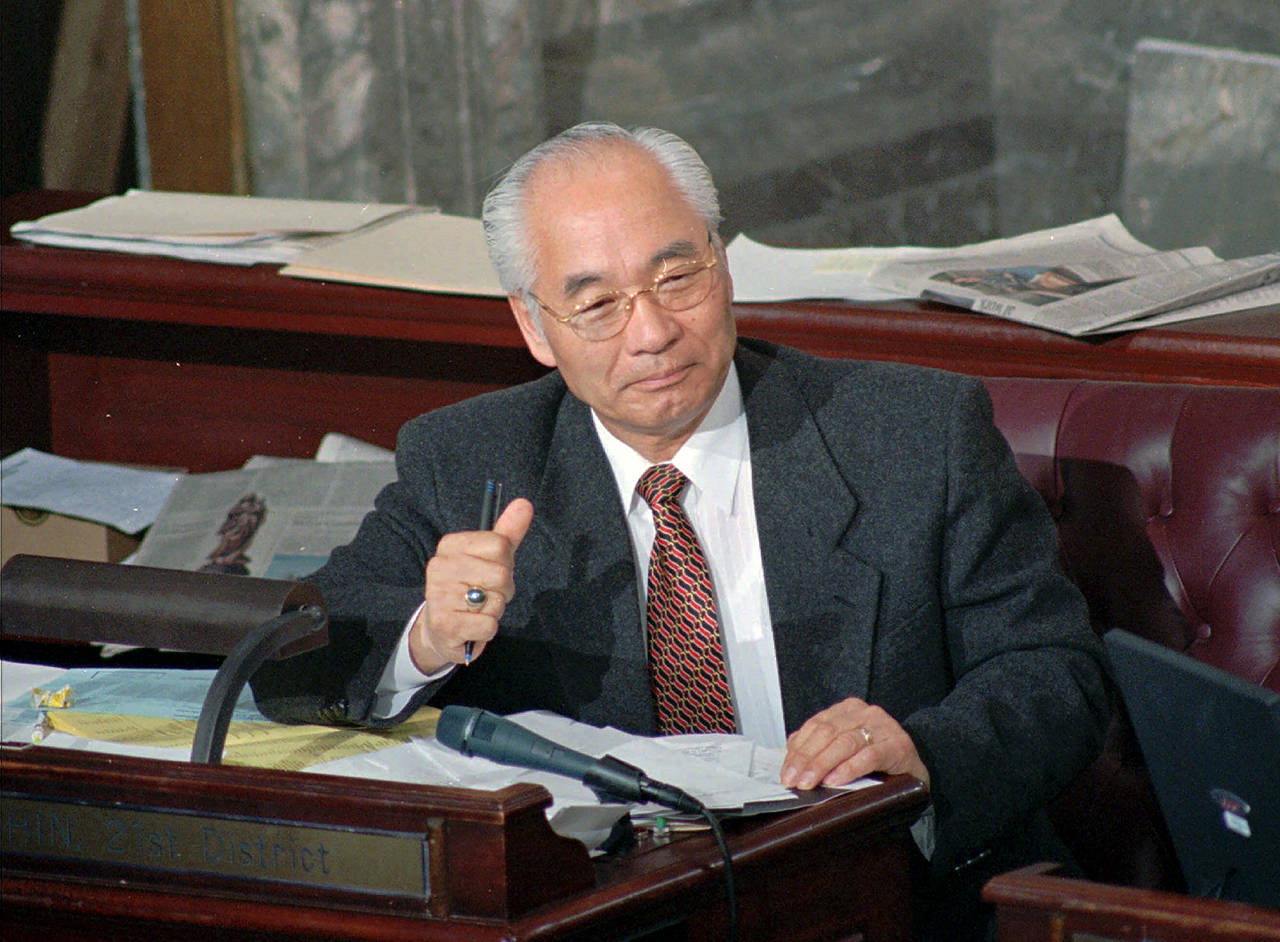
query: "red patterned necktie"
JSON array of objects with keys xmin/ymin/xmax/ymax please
[{"xmin": 637, "ymin": 463, "xmax": 736, "ymax": 734}]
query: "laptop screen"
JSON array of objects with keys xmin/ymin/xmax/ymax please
[{"xmin": 1104, "ymin": 629, "xmax": 1279, "ymax": 908}]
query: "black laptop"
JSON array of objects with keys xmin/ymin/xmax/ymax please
[{"xmin": 1104, "ymin": 629, "xmax": 1280, "ymax": 908}]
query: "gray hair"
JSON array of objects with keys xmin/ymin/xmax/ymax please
[{"xmin": 481, "ymin": 121, "xmax": 722, "ymax": 300}]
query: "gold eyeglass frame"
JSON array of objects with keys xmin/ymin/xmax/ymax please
[{"xmin": 527, "ymin": 235, "xmax": 720, "ymax": 341}]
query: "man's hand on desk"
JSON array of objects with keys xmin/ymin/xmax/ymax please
[
  {"xmin": 781, "ymin": 697, "xmax": 931, "ymax": 791},
  {"xmin": 410, "ymin": 498, "xmax": 534, "ymax": 673}
]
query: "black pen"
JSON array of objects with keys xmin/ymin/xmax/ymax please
[{"xmin": 465, "ymin": 480, "xmax": 503, "ymax": 664}]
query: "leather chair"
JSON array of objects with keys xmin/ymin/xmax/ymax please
[{"xmin": 980, "ymin": 377, "xmax": 1280, "ymax": 889}]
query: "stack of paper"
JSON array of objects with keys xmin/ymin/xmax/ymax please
[
  {"xmin": 9, "ymin": 189, "xmax": 420, "ymax": 265},
  {"xmin": 279, "ymin": 210, "xmax": 504, "ymax": 296}
]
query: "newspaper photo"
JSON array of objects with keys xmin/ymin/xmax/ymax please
[
  {"xmin": 866, "ymin": 215, "xmax": 1280, "ymax": 335},
  {"xmin": 129, "ymin": 460, "xmax": 395, "ymax": 580}
]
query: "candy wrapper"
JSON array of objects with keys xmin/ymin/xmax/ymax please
[{"xmin": 30, "ymin": 684, "xmax": 75, "ymax": 709}]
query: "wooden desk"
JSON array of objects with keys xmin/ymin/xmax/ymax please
[
  {"xmin": 3, "ymin": 191, "xmax": 1277, "ymax": 472},
  {"xmin": 983, "ymin": 863, "xmax": 1280, "ymax": 941},
  {"xmin": 1, "ymin": 744, "xmax": 928, "ymax": 941}
]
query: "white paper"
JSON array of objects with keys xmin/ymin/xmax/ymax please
[
  {"xmin": 0, "ymin": 448, "xmax": 182, "ymax": 534},
  {"xmin": 12, "ymin": 189, "xmax": 413, "ymax": 239},
  {"xmin": 280, "ymin": 210, "xmax": 504, "ymax": 296},
  {"xmin": 9, "ymin": 189, "xmax": 419, "ymax": 265},
  {"xmin": 727, "ymin": 232, "xmax": 919, "ymax": 303},
  {"xmin": 314, "ymin": 433, "xmax": 395, "ymax": 462},
  {"xmin": 608, "ymin": 737, "xmax": 792, "ymax": 808},
  {"xmin": 1086, "ymin": 280, "xmax": 1280, "ymax": 333},
  {"xmin": 864, "ymin": 214, "xmax": 1280, "ymax": 335}
]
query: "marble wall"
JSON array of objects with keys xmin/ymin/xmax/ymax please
[
  {"xmin": 232, "ymin": 0, "xmax": 1279, "ymax": 256},
  {"xmin": 992, "ymin": 0, "xmax": 1279, "ymax": 257}
]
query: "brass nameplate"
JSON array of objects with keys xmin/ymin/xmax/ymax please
[{"xmin": 1, "ymin": 795, "xmax": 428, "ymax": 899}]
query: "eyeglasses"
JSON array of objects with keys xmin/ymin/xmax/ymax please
[{"xmin": 528, "ymin": 237, "xmax": 720, "ymax": 341}]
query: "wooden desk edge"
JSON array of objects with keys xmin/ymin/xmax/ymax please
[{"xmin": 982, "ymin": 862, "xmax": 1280, "ymax": 940}]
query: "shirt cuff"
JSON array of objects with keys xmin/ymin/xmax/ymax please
[{"xmin": 371, "ymin": 600, "xmax": 454, "ymax": 718}]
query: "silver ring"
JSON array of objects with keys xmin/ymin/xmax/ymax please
[
  {"xmin": 857, "ymin": 726, "xmax": 873, "ymax": 747},
  {"xmin": 464, "ymin": 586, "xmax": 487, "ymax": 611}
]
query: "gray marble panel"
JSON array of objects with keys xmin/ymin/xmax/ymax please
[
  {"xmin": 1121, "ymin": 39, "xmax": 1280, "ymax": 258},
  {"xmin": 993, "ymin": 0, "xmax": 1280, "ymax": 245},
  {"xmin": 567, "ymin": 0, "xmax": 996, "ymax": 247},
  {"xmin": 228, "ymin": 0, "xmax": 1277, "ymax": 252},
  {"xmin": 236, "ymin": 0, "xmax": 542, "ymax": 214}
]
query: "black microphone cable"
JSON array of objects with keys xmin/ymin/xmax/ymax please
[{"xmin": 696, "ymin": 802, "xmax": 737, "ymax": 942}]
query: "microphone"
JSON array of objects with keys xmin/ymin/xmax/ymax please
[{"xmin": 435, "ymin": 705, "xmax": 704, "ymax": 814}]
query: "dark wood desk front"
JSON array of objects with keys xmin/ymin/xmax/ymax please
[
  {"xmin": 1, "ymin": 744, "xmax": 928, "ymax": 941},
  {"xmin": 3, "ymin": 191, "xmax": 1277, "ymax": 472}
]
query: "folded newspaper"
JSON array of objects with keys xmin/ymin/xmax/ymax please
[
  {"xmin": 864, "ymin": 215, "xmax": 1280, "ymax": 335},
  {"xmin": 129, "ymin": 456, "xmax": 395, "ymax": 580}
]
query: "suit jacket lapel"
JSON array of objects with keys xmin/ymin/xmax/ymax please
[
  {"xmin": 521, "ymin": 392, "xmax": 658, "ymax": 731},
  {"xmin": 738, "ymin": 345, "xmax": 883, "ymax": 731}
]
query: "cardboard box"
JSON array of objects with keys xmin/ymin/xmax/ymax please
[{"xmin": 1, "ymin": 506, "xmax": 140, "ymax": 567}]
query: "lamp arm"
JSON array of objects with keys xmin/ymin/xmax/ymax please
[{"xmin": 191, "ymin": 604, "xmax": 327, "ymax": 765}]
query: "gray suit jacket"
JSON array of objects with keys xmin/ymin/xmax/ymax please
[{"xmin": 253, "ymin": 338, "xmax": 1108, "ymax": 878}]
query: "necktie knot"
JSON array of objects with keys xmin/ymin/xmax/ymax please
[{"xmin": 638, "ymin": 463, "xmax": 687, "ymax": 508}]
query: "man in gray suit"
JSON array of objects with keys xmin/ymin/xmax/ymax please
[{"xmin": 254, "ymin": 122, "xmax": 1108, "ymax": 939}]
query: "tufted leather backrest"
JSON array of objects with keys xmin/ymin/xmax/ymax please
[
  {"xmin": 980, "ymin": 378, "xmax": 1280, "ymax": 889},
  {"xmin": 982, "ymin": 377, "xmax": 1280, "ymax": 690}
]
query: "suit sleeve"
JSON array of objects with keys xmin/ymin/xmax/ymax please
[
  {"xmin": 250, "ymin": 417, "xmax": 450, "ymax": 726},
  {"xmin": 898, "ymin": 378, "xmax": 1109, "ymax": 873}
]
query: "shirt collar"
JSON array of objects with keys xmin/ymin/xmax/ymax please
[{"xmin": 593, "ymin": 364, "xmax": 748, "ymax": 515}]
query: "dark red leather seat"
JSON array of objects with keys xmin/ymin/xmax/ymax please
[{"xmin": 981, "ymin": 377, "xmax": 1280, "ymax": 889}]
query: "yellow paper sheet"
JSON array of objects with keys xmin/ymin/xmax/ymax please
[{"xmin": 46, "ymin": 707, "xmax": 439, "ymax": 772}]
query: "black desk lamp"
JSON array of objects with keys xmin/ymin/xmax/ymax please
[{"xmin": 0, "ymin": 554, "xmax": 327, "ymax": 765}]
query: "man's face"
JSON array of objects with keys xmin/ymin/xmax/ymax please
[{"xmin": 509, "ymin": 143, "xmax": 736, "ymax": 462}]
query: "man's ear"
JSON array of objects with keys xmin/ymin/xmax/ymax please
[
  {"xmin": 510, "ymin": 294, "xmax": 557, "ymax": 368},
  {"xmin": 715, "ymin": 239, "xmax": 734, "ymax": 306}
]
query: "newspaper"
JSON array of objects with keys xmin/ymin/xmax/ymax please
[
  {"xmin": 866, "ymin": 215, "xmax": 1280, "ymax": 335},
  {"xmin": 1085, "ymin": 280, "xmax": 1280, "ymax": 334},
  {"xmin": 129, "ymin": 460, "xmax": 395, "ymax": 580}
]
